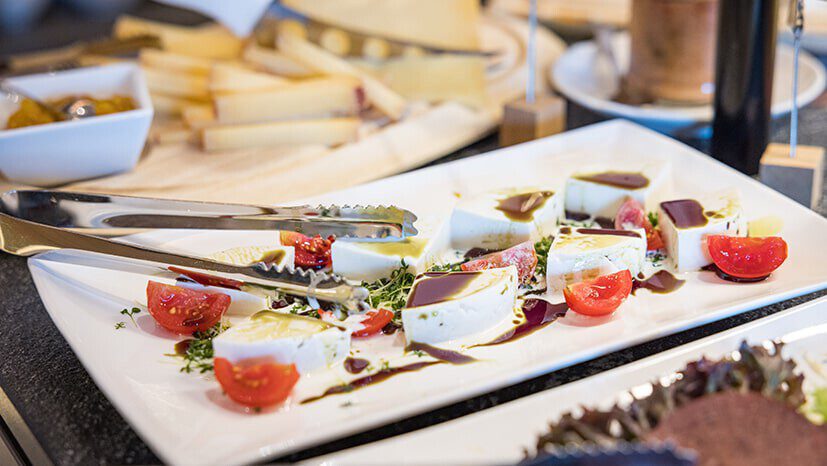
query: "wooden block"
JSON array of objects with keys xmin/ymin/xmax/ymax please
[
  {"xmin": 759, "ymin": 143, "xmax": 825, "ymax": 209},
  {"xmin": 499, "ymin": 94, "xmax": 566, "ymax": 147}
]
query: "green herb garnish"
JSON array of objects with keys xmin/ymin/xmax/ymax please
[
  {"xmin": 428, "ymin": 261, "xmax": 464, "ymax": 272},
  {"xmin": 362, "ymin": 261, "xmax": 416, "ymax": 322},
  {"xmin": 647, "ymin": 211, "xmax": 659, "ymax": 228},
  {"xmin": 180, "ymin": 321, "xmax": 230, "ymax": 374},
  {"xmin": 114, "ymin": 322, "xmax": 126, "ymax": 330},
  {"xmin": 808, "ymin": 387, "xmax": 827, "ymax": 424},
  {"xmin": 534, "ymin": 236, "xmax": 553, "ymax": 276},
  {"xmin": 120, "ymin": 307, "xmax": 141, "ymax": 326}
]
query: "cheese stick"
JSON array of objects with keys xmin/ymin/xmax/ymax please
[
  {"xmin": 143, "ymin": 66, "xmax": 210, "ymax": 100},
  {"xmin": 113, "ymin": 15, "xmax": 243, "ymax": 59},
  {"xmin": 140, "ymin": 49, "xmax": 214, "ymax": 76},
  {"xmin": 149, "ymin": 92, "xmax": 207, "ymax": 117},
  {"xmin": 209, "ymin": 63, "xmax": 289, "ymax": 95},
  {"xmin": 242, "ymin": 44, "xmax": 317, "ymax": 78},
  {"xmin": 214, "ymin": 76, "xmax": 362, "ymax": 124},
  {"xmin": 277, "ymin": 33, "xmax": 407, "ymax": 120},
  {"xmin": 182, "ymin": 105, "xmax": 215, "ymax": 130},
  {"xmin": 202, "ymin": 118, "xmax": 360, "ymax": 152}
]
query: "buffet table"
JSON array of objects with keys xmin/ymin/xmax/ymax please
[
  {"xmin": 0, "ymin": 98, "xmax": 824, "ymax": 464},
  {"xmin": 2, "ymin": 5, "xmax": 827, "ymax": 464}
]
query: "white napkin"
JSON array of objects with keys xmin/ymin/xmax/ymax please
[{"xmin": 156, "ymin": 0, "xmax": 273, "ymax": 36}]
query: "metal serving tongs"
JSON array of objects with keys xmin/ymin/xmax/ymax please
[{"xmin": 0, "ymin": 189, "xmax": 419, "ymax": 311}]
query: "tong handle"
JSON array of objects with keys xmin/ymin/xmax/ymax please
[{"xmin": 0, "ymin": 212, "xmax": 364, "ymax": 309}]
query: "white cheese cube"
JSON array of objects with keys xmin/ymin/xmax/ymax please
[
  {"xmin": 402, "ymin": 266, "xmax": 518, "ymax": 344},
  {"xmin": 331, "ymin": 218, "xmax": 449, "ymax": 281},
  {"xmin": 450, "ymin": 187, "xmax": 563, "ymax": 250},
  {"xmin": 658, "ymin": 189, "xmax": 745, "ymax": 272},
  {"xmin": 546, "ymin": 227, "xmax": 646, "ymax": 292},
  {"xmin": 213, "ymin": 311, "xmax": 351, "ymax": 374},
  {"xmin": 564, "ymin": 163, "xmax": 670, "ymax": 219}
]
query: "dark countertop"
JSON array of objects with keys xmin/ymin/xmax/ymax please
[{"xmin": 2, "ymin": 6, "xmax": 827, "ymax": 465}]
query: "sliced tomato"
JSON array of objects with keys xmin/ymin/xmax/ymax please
[
  {"xmin": 280, "ymin": 231, "xmax": 334, "ymax": 269},
  {"xmin": 146, "ymin": 281, "xmax": 230, "ymax": 334},
  {"xmin": 707, "ymin": 235, "xmax": 788, "ymax": 279},
  {"xmin": 615, "ymin": 197, "xmax": 663, "ymax": 251},
  {"xmin": 214, "ymin": 357, "xmax": 299, "ymax": 408},
  {"xmin": 352, "ymin": 309, "xmax": 394, "ymax": 338},
  {"xmin": 563, "ymin": 270, "xmax": 633, "ymax": 317},
  {"xmin": 461, "ymin": 241, "xmax": 538, "ymax": 283}
]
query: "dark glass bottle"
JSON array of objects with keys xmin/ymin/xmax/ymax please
[{"xmin": 710, "ymin": 0, "xmax": 778, "ymax": 175}]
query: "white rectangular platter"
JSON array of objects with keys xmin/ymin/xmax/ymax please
[
  {"xmin": 307, "ymin": 295, "xmax": 827, "ymax": 465},
  {"xmin": 27, "ymin": 120, "xmax": 827, "ymax": 465}
]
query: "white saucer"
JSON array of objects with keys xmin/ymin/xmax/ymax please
[{"xmin": 551, "ymin": 32, "xmax": 827, "ymax": 134}]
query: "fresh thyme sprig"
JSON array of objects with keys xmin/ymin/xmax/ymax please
[
  {"xmin": 428, "ymin": 261, "xmax": 464, "ymax": 272},
  {"xmin": 534, "ymin": 236, "xmax": 553, "ymax": 276},
  {"xmin": 120, "ymin": 307, "xmax": 142, "ymax": 326},
  {"xmin": 362, "ymin": 261, "xmax": 415, "ymax": 322},
  {"xmin": 180, "ymin": 321, "xmax": 230, "ymax": 374}
]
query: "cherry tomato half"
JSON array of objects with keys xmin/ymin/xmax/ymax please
[
  {"xmin": 214, "ymin": 358, "xmax": 299, "ymax": 408},
  {"xmin": 146, "ymin": 281, "xmax": 230, "ymax": 334},
  {"xmin": 352, "ymin": 309, "xmax": 394, "ymax": 338},
  {"xmin": 563, "ymin": 270, "xmax": 633, "ymax": 317},
  {"xmin": 707, "ymin": 235, "xmax": 788, "ymax": 279},
  {"xmin": 280, "ymin": 231, "xmax": 334, "ymax": 269}
]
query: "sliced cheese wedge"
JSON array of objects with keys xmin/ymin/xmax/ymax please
[
  {"xmin": 402, "ymin": 267, "xmax": 518, "ymax": 344},
  {"xmin": 282, "ymin": 0, "xmax": 481, "ymax": 51},
  {"xmin": 546, "ymin": 227, "xmax": 646, "ymax": 292},
  {"xmin": 332, "ymin": 218, "xmax": 450, "ymax": 282},
  {"xmin": 450, "ymin": 187, "xmax": 563, "ymax": 250},
  {"xmin": 363, "ymin": 55, "xmax": 489, "ymax": 109},
  {"xmin": 213, "ymin": 311, "xmax": 351, "ymax": 374},
  {"xmin": 565, "ymin": 163, "xmax": 671, "ymax": 219},
  {"xmin": 658, "ymin": 189, "xmax": 745, "ymax": 272}
]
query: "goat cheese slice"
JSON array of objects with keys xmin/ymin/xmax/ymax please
[
  {"xmin": 209, "ymin": 245, "xmax": 294, "ymax": 268},
  {"xmin": 450, "ymin": 187, "xmax": 563, "ymax": 250},
  {"xmin": 658, "ymin": 189, "xmax": 745, "ymax": 272},
  {"xmin": 546, "ymin": 227, "xmax": 646, "ymax": 292},
  {"xmin": 331, "ymin": 218, "xmax": 449, "ymax": 281},
  {"xmin": 401, "ymin": 266, "xmax": 518, "ymax": 345},
  {"xmin": 213, "ymin": 311, "xmax": 351, "ymax": 374},
  {"xmin": 564, "ymin": 163, "xmax": 670, "ymax": 219}
]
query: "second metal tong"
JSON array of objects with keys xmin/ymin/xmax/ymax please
[
  {"xmin": 1, "ymin": 189, "xmax": 418, "ymax": 240},
  {"xmin": 0, "ymin": 190, "xmax": 420, "ymax": 311}
]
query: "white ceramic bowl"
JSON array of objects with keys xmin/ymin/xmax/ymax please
[{"xmin": 0, "ymin": 63, "xmax": 153, "ymax": 186}]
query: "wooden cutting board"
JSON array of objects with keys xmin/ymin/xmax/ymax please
[{"xmin": 66, "ymin": 12, "xmax": 566, "ymax": 205}]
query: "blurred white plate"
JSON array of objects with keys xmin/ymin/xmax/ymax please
[
  {"xmin": 551, "ymin": 32, "xmax": 827, "ymax": 134},
  {"xmin": 306, "ymin": 295, "xmax": 827, "ymax": 465},
  {"xmin": 27, "ymin": 120, "xmax": 827, "ymax": 465}
]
